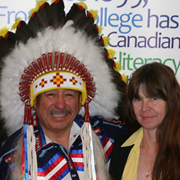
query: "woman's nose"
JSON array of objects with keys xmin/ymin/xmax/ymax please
[{"xmin": 142, "ymin": 100, "xmax": 150, "ymax": 111}]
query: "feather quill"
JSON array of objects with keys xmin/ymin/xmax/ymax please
[
  {"xmin": 28, "ymin": 10, "xmax": 42, "ymax": 35},
  {"xmin": 15, "ymin": 21, "xmax": 36, "ymax": 43},
  {"xmin": 65, "ymin": 3, "xmax": 87, "ymax": 28},
  {"xmin": 51, "ymin": 0, "xmax": 65, "ymax": 28},
  {"xmin": 36, "ymin": 2, "xmax": 53, "ymax": 29},
  {"xmin": 0, "ymin": 32, "xmax": 17, "ymax": 60}
]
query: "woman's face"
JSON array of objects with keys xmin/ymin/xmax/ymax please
[{"xmin": 132, "ymin": 85, "xmax": 167, "ymax": 131}]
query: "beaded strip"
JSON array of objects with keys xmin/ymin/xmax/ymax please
[{"xmin": 19, "ymin": 52, "xmax": 96, "ymax": 103}]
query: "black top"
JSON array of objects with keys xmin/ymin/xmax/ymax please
[{"xmin": 109, "ymin": 130, "xmax": 133, "ymax": 180}]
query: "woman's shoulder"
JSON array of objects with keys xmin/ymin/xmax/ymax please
[{"xmin": 113, "ymin": 129, "xmax": 133, "ymax": 147}]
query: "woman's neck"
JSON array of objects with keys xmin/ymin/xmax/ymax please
[
  {"xmin": 137, "ymin": 128, "xmax": 158, "ymax": 180},
  {"xmin": 141, "ymin": 128, "xmax": 157, "ymax": 148}
]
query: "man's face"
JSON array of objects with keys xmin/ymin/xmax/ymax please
[{"xmin": 34, "ymin": 89, "xmax": 81, "ymax": 135}]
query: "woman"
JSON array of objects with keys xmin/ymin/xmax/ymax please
[{"xmin": 109, "ymin": 62, "xmax": 180, "ymax": 180}]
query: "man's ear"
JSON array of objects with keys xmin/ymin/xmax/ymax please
[
  {"xmin": 79, "ymin": 93, "xmax": 82, "ymax": 108},
  {"xmin": 33, "ymin": 99, "xmax": 37, "ymax": 109}
]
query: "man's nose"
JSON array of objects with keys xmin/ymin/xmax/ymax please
[{"xmin": 54, "ymin": 95, "xmax": 66, "ymax": 109}]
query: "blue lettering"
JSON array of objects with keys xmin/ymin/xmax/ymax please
[
  {"xmin": 7, "ymin": 11, "xmax": 15, "ymax": 24},
  {"xmin": 170, "ymin": 15, "xmax": 179, "ymax": 28},
  {"xmin": 119, "ymin": 13, "xmax": 132, "ymax": 34},
  {"xmin": 147, "ymin": 9, "xmax": 158, "ymax": 28},
  {"xmin": 96, "ymin": 7, "xmax": 144, "ymax": 33},
  {"xmin": 132, "ymin": 14, "xmax": 143, "ymax": 28},
  {"xmin": 15, "ymin": 11, "xmax": 28, "ymax": 22},
  {"xmin": 0, "ymin": 6, "xmax": 7, "ymax": 24},
  {"xmin": 159, "ymin": 15, "xmax": 169, "ymax": 28},
  {"xmin": 108, "ymin": 31, "xmax": 117, "ymax": 47},
  {"xmin": 147, "ymin": 9, "xmax": 179, "ymax": 29},
  {"xmin": 0, "ymin": 6, "xmax": 7, "ymax": 17},
  {"xmin": 108, "ymin": 14, "xmax": 119, "ymax": 27}
]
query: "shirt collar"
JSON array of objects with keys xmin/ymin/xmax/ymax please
[
  {"xmin": 44, "ymin": 118, "xmax": 81, "ymax": 150},
  {"xmin": 68, "ymin": 120, "xmax": 81, "ymax": 150},
  {"xmin": 121, "ymin": 127, "xmax": 143, "ymax": 147}
]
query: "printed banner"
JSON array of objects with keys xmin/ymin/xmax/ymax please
[{"xmin": 1, "ymin": 0, "xmax": 180, "ymax": 82}]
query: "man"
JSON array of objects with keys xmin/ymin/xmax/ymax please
[{"xmin": 0, "ymin": 1, "xmax": 127, "ymax": 179}]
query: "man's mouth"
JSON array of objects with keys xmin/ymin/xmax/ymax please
[
  {"xmin": 52, "ymin": 113, "xmax": 67, "ymax": 118},
  {"xmin": 49, "ymin": 110, "xmax": 71, "ymax": 117}
]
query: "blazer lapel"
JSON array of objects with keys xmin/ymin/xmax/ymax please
[{"xmin": 109, "ymin": 130, "xmax": 133, "ymax": 180}]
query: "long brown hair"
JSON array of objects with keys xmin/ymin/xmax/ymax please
[{"xmin": 123, "ymin": 62, "xmax": 180, "ymax": 180}]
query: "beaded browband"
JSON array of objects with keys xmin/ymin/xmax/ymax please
[{"xmin": 19, "ymin": 52, "xmax": 95, "ymax": 106}]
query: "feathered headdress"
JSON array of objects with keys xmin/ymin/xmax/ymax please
[{"xmin": 0, "ymin": 0, "xmax": 127, "ymax": 179}]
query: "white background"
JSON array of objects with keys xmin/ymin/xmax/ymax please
[{"xmin": 1, "ymin": 0, "xmax": 180, "ymax": 82}]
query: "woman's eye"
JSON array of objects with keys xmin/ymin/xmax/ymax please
[
  {"xmin": 137, "ymin": 98, "xmax": 142, "ymax": 101},
  {"xmin": 152, "ymin": 97, "xmax": 157, "ymax": 100},
  {"xmin": 133, "ymin": 98, "xmax": 141, "ymax": 102}
]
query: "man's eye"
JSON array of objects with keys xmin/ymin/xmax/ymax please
[
  {"xmin": 46, "ymin": 93, "xmax": 55, "ymax": 97},
  {"xmin": 66, "ymin": 93, "xmax": 73, "ymax": 97}
]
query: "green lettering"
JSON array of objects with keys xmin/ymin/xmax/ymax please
[
  {"xmin": 118, "ymin": 52, "xmax": 180, "ymax": 76},
  {"xmin": 119, "ymin": 52, "xmax": 123, "ymax": 69},
  {"xmin": 145, "ymin": 58, "xmax": 152, "ymax": 64},
  {"xmin": 153, "ymin": 58, "xmax": 162, "ymax": 63},
  {"xmin": 166, "ymin": 59, "xmax": 180, "ymax": 75},
  {"xmin": 123, "ymin": 52, "xmax": 126, "ymax": 70},
  {"xmin": 126, "ymin": 54, "xmax": 133, "ymax": 70},
  {"xmin": 133, "ymin": 58, "xmax": 143, "ymax": 70}
]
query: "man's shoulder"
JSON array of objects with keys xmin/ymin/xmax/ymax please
[
  {"xmin": 0, "ymin": 128, "xmax": 22, "ymax": 157},
  {"xmin": 80, "ymin": 115, "xmax": 123, "ymax": 125},
  {"xmin": 76, "ymin": 115, "xmax": 126, "ymax": 141},
  {"xmin": 76, "ymin": 115, "xmax": 125, "ymax": 130},
  {"xmin": 0, "ymin": 128, "xmax": 22, "ymax": 180},
  {"xmin": 76, "ymin": 115, "xmax": 105, "ymax": 124},
  {"xmin": 90, "ymin": 115, "xmax": 125, "ymax": 129}
]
